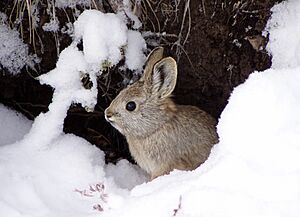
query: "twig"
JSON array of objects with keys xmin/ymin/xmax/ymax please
[{"xmin": 173, "ymin": 195, "xmax": 182, "ymax": 216}]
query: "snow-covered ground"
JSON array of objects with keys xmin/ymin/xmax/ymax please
[
  {"xmin": 0, "ymin": 0, "xmax": 300, "ymax": 216},
  {"xmin": 0, "ymin": 105, "xmax": 32, "ymax": 146}
]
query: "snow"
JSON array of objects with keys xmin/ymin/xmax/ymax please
[
  {"xmin": 42, "ymin": 17, "xmax": 60, "ymax": 32},
  {"xmin": 0, "ymin": 13, "xmax": 39, "ymax": 75},
  {"xmin": 265, "ymin": 0, "xmax": 300, "ymax": 69},
  {"xmin": 105, "ymin": 159, "xmax": 148, "ymax": 190},
  {"xmin": 0, "ymin": 105, "xmax": 32, "ymax": 146},
  {"xmin": 74, "ymin": 10, "xmax": 128, "ymax": 70},
  {"xmin": 55, "ymin": 0, "xmax": 92, "ymax": 9},
  {"xmin": 1, "ymin": 1, "xmax": 300, "ymax": 217},
  {"xmin": 121, "ymin": 0, "xmax": 143, "ymax": 29},
  {"xmin": 125, "ymin": 30, "xmax": 147, "ymax": 71},
  {"xmin": 73, "ymin": 9, "xmax": 146, "ymax": 73}
]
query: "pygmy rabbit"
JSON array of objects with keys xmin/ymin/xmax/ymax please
[{"xmin": 105, "ymin": 47, "xmax": 218, "ymax": 179}]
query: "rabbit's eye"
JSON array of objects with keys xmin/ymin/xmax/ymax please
[{"xmin": 126, "ymin": 101, "xmax": 136, "ymax": 111}]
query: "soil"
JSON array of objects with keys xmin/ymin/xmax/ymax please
[
  {"xmin": 144, "ymin": 0, "xmax": 282, "ymax": 118},
  {"xmin": 0, "ymin": 0, "xmax": 283, "ymax": 163}
]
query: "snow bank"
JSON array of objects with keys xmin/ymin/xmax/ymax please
[
  {"xmin": 97, "ymin": 1, "xmax": 300, "ymax": 216},
  {"xmin": 1, "ymin": 1, "xmax": 300, "ymax": 217},
  {"xmin": 0, "ymin": 9, "xmax": 147, "ymax": 217},
  {"xmin": 0, "ymin": 104, "xmax": 32, "ymax": 146},
  {"xmin": 265, "ymin": 0, "xmax": 300, "ymax": 69}
]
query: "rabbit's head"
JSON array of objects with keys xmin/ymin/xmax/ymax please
[{"xmin": 105, "ymin": 47, "xmax": 178, "ymax": 138}]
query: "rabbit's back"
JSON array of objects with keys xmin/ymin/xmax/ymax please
[{"xmin": 127, "ymin": 105, "xmax": 218, "ymax": 178}]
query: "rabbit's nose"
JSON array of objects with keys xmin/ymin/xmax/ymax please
[{"xmin": 104, "ymin": 109, "xmax": 113, "ymax": 121}]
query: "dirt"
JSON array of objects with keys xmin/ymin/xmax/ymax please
[
  {"xmin": 143, "ymin": 0, "xmax": 282, "ymax": 118},
  {"xmin": 0, "ymin": 0, "xmax": 282, "ymax": 163}
]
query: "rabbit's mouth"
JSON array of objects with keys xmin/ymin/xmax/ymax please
[
  {"xmin": 104, "ymin": 109, "xmax": 124, "ymax": 133},
  {"xmin": 105, "ymin": 114, "xmax": 115, "ymax": 125},
  {"xmin": 104, "ymin": 112, "xmax": 122, "ymax": 132}
]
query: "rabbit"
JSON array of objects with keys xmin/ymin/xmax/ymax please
[{"xmin": 105, "ymin": 47, "xmax": 218, "ymax": 179}]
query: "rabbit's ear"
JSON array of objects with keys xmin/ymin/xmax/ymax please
[
  {"xmin": 142, "ymin": 47, "xmax": 164, "ymax": 80},
  {"xmin": 148, "ymin": 57, "xmax": 178, "ymax": 98}
]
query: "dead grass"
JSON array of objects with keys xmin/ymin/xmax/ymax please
[
  {"xmin": 7, "ymin": 0, "xmax": 192, "ymax": 61},
  {"xmin": 138, "ymin": 0, "xmax": 193, "ymax": 63},
  {"xmin": 9, "ymin": 0, "xmax": 38, "ymax": 53}
]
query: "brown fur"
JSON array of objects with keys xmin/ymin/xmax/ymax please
[{"xmin": 105, "ymin": 47, "xmax": 218, "ymax": 179}]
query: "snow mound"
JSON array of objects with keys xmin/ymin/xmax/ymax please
[
  {"xmin": 0, "ymin": 134, "xmax": 105, "ymax": 216},
  {"xmin": 265, "ymin": 0, "xmax": 300, "ymax": 69},
  {"xmin": 0, "ymin": 104, "xmax": 32, "ymax": 146},
  {"xmin": 0, "ymin": 9, "xmax": 148, "ymax": 217},
  {"xmin": 105, "ymin": 159, "xmax": 148, "ymax": 190},
  {"xmin": 219, "ymin": 68, "xmax": 300, "ymax": 173}
]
